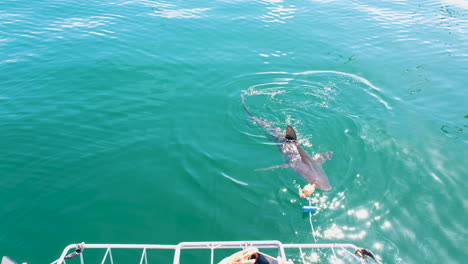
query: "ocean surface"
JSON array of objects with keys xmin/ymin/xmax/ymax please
[{"xmin": 1, "ymin": 0, "xmax": 467, "ymax": 263}]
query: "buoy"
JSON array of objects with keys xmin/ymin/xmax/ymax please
[
  {"xmin": 302, "ymin": 206, "xmax": 318, "ymax": 213},
  {"xmin": 299, "ymin": 184, "xmax": 316, "ymax": 198}
]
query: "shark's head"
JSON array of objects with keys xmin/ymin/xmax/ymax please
[
  {"xmin": 286, "ymin": 126, "xmax": 333, "ymax": 192},
  {"xmin": 315, "ymin": 177, "xmax": 332, "ymax": 191},
  {"xmin": 293, "ymin": 159, "xmax": 332, "ymax": 191},
  {"xmin": 302, "ymin": 168, "xmax": 332, "ymax": 191}
]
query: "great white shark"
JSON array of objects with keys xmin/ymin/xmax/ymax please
[{"xmin": 241, "ymin": 94, "xmax": 333, "ymax": 191}]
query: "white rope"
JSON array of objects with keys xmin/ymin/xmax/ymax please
[
  {"xmin": 307, "ymin": 198, "xmax": 318, "ymax": 244},
  {"xmin": 298, "ymin": 247, "xmax": 306, "ymax": 264},
  {"xmin": 330, "ymin": 246, "xmax": 337, "ymax": 261}
]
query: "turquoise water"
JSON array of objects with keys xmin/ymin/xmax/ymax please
[{"xmin": 1, "ymin": 0, "xmax": 467, "ymax": 263}]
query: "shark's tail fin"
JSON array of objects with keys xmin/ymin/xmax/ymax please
[{"xmin": 240, "ymin": 93, "xmax": 253, "ymax": 116}]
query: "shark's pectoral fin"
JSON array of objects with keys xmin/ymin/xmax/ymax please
[
  {"xmin": 312, "ymin": 151, "xmax": 334, "ymax": 164},
  {"xmin": 255, "ymin": 164, "xmax": 291, "ymax": 171}
]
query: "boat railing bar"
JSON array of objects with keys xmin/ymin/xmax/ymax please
[{"xmin": 51, "ymin": 241, "xmax": 361, "ymax": 264}]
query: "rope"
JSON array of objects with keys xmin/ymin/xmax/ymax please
[
  {"xmin": 298, "ymin": 247, "xmax": 306, "ymax": 264},
  {"xmin": 330, "ymin": 246, "xmax": 337, "ymax": 260},
  {"xmin": 306, "ymin": 197, "xmax": 318, "ymax": 244}
]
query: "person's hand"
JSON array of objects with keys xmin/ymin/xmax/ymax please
[{"xmin": 218, "ymin": 248, "xmax": 259, "ymax": 264}]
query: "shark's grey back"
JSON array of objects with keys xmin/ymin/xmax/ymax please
[
  {"xmin": 241, "ymin": 94, "xmax": 333, "ymax": 191},
  {"xmin": 241, "ymin": 94, "xmax": 285, "ymax": 140}
]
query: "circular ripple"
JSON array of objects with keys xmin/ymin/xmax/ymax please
[
  {"xmin": 226, "ymin": 70, "xmax": 397, "ymax": 248},
  {"xmin": 190, "ymin": 70, "xmax": 403, "ymax": 260},
  {"xmin": 228, "ymin": 70, "xmax": 394, "ymax": 167}
]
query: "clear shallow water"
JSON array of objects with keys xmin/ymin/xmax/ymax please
[{"xmin": 1, "ymin": 0, "xmax": 467, "ymax": 263}]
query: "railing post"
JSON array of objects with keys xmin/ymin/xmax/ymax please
[
  {"xmin": 139, "ymin": 248, "xmax": 147, "ymax": 264},
  {"xmin": 275, "ymin": 241, "xmax": 286, "ymax": 260},
  {"xmin": 109, "ymin": 249, "xmax": 114, "ymax": 264},
  {"xmin": 210, "ymin": 246, "xmax": 214, "ymax": 264},
  {"xmin": 173, "ymin": 244, "xmax": 182, "ymax": 264},
  {"xmin": 100, "ymin": 248, "xmax": 110, "ymax": 264}
]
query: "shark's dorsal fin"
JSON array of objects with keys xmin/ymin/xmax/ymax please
[
  {"xmin": 255, "ymin": 164, "xmax": 290, "ymax": 171},
  {"xmin": 285, "ymin": 125, "xmax": 297, "ymax": 141},
  {"xmin": 312, "ymin": 151, "xmax": 333, "ymax": 164}
]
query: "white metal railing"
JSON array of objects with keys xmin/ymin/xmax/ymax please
[{"xmin": 51, "ymin": 241, "xmax": 375, "ymax": 264}]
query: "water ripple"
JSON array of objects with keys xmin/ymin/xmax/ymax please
[
  {"xmin": 293, "ymin": 70, "xmax": 392, "ymax": 110},
  {"xmin": 229, "ymin": 70, "xmax": 396, "ymax": 186},
  {"xmin": 47, "ymin": 15, "xmax": 119, "ymax": 38},
  {"xmin": 1, "ymin": 0, "xmax": 467, "ymax": 263},
  {"xmin": 258, "ymin": 0, "xmax": 297, "ymax": 24},
  {"xmin": 150, "ymin": 7, "xmax": 211, "ymax": 19}
]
